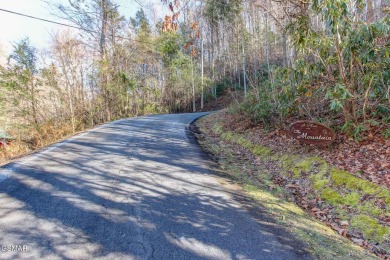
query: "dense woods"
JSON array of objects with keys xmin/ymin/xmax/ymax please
[{"xmin": 0, "ymin": 0, "xmax": 389, "ymax": 156}]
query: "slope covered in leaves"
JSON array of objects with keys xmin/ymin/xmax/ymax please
[{"xmin": 195, "ymin": 110, "xmax": 390, "ymax": 258}]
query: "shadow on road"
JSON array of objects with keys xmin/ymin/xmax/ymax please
[{"xmin": 0, "ymin": 114, "xmax": 312, "ymax": 259}]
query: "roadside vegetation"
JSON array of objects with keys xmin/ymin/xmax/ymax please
[
  {"xmin": 1, "ymin": 1, "xmax": 388, "ymax": 160},
  {"xmin": 0, "ymin": 2, "xmax": 210, "ymax": 163},
  {"xmin": 195, "ymin": 112, "xmax": 387, "ymax": 258},
  {"xmin": 0, "ymin": 0, "xmax": 388, "ymax": 256}
]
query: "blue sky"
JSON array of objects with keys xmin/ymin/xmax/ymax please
[{"xmin": 0, "ymin": 0, "xmax": 158, "ymax": 56}]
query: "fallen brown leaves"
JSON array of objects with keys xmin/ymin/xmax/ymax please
[
  {"xmin": 195, "ymin": 110, "xmax": 390, "ymax": 259},
  {"xmin": 217, "ymin": 110, "xmax": 390, "ymax": 189},
  {"xmin": 319, "ymin": 135, "xmax": 390, "ymax": 189}
]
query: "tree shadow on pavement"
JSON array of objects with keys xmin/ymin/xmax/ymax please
[{"xmin": 0, "ymin": 114, "xmax": 313, "ymax": 259}]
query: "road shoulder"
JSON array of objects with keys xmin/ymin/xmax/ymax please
[{"xmin": 191, "ymin": 114, "xmax": 377, "ymax": 260}]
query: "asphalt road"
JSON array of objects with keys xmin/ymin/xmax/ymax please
[{"xmin": 0, "ymin": 113, "xmax": 312, "ymax": 260}]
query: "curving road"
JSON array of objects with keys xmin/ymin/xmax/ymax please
[{"xmin": 0, "ymin": 113, "xmax": 312, "ymax": 260}]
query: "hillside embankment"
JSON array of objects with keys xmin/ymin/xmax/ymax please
[{"xmin": 194, "ymin": 109, "xmax": 389, "ymax": 259}]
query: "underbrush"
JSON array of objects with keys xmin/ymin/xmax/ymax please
[{"xmin": 0, "ymin": 121, "xmax": 81, "ymax": 164}]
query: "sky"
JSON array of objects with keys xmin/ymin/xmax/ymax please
[{"xmin": 0, "ymin": 0, "xmax": 156, "ymax": 58}]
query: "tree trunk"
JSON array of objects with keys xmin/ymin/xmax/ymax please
[
  {"xmin": 30, "ymin": 76, "xmax": 38, "ymax": 125},
  {"xmin": 200, "ymin": 0, "xmax": 204, "ymax": 110}
]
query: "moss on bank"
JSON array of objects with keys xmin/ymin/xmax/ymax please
[{"xmin": 196, "ymin": 114, "xmax": 389, "ymax": 258}]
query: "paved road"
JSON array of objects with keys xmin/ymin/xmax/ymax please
[{"xmin": 0, "ymin": 113, "xmax": 312, "ymax": 260}]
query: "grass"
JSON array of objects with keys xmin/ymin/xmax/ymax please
[
  {"xmin": 0, "ymin": 120, "xmax": 80, "ymax": 165},
  {"xmin": 350, "ymin": 215, "xmax": 390, "ymax": 243},
  {"xmin": 320, "ymin": 188, "xmax": 344, "ymax": 204},
  {"xmin": 195, "ymin": 113, "xmax": 386, "ymax": 259},
  {"xmin": 244, "ymin": 185, "xmax": 372, "ymax": 259}
]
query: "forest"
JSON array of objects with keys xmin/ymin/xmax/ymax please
[{"xmin": 0, "ymin": 0, "xmax": 389, "ymax": 158}]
